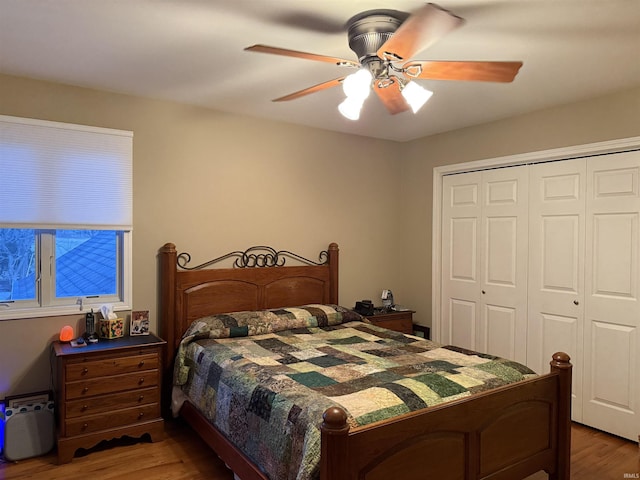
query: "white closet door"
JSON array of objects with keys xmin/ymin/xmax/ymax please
[
  {"xmin": 527, "ymin": 158, "xmax": 586, "ymax": 421},
  {"xmin": 583, "ymin": 150, "xmax": 640, "ymax": 441},
  {"xmin": 441, "ymin": 167, "xmax": 529, "ymax": 363},
  {"xmin": 479, "ymin": 166, "xmax": 529, "ymax": 363},
  {"xmin": 441, "ymin": 172, "xmax": 483, "ymax": 351}
]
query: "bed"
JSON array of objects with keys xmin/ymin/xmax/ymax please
[{"xmin": 159, "ymin": 242, "xmax": 572, "ymax": 480}]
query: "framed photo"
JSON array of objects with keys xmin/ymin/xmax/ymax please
[{"xmin": 131, "ymin": 310, "xmax": 150, "ymax": 336}]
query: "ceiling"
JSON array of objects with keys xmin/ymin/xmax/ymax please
[{"xmin": 1, "ymin": 0, "xmax": 639, "ymax": 142}]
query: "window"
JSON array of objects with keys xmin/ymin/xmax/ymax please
[
  {"xmin": 0, "ymin": 228, "xmax": 35, "ymax": 302},
  {"xmin": 1, "ymin": 228, "xmax": 125, "ymax": 308},
  {"xmin": 0, "ymin": 116, "xmax": 132, "ymax": 319}
]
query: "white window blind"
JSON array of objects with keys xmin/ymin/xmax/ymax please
[{"xmin": 0, "ymin": 115, "xmax": 133, "ymax": 230}]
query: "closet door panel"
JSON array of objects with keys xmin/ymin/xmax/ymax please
[
  {"xmin": 591, "ymin": 213, "xmax": 637, "ymax": 299},
  {"xmin": 541, "ymin": 216, "xmax": 581, "ymax": 293},
  {"xmin": 485, "ymin": 216, "xmax": 518, "ymax": 286},
  {"xmin": 451, "ymin": 218, "xmax": 477, "ymax": 281},
  {"xmin": 441, "ymin": 173, "xmax": 482, "ymax": 349},
  {"xmin": 450, "ymin": 299, "xmax": 476, "ymax": 349},
  {"xmin": 527, "ymin": 158, "xmax": 586, "ymax": 419},
  {"xmin": 541, "ymin": 313, "xmax": 579, "ymax": 368},
  {"xmin": 479, "ymin": 166, "xmax": 529, "ymax": 364},
  {"xmin": 590, "ymin": 321, "xmax": 635, "ymax": 408},
  {"xmin": 484, "ymin": 304, "xmax": 516, "ymax": 360},
  {"xmin": 584, "ymin": 150, "xmax": 640, "ymax": 441}
]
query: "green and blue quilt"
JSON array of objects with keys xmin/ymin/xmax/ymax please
[{"xmin": 173, "ymin": 304, "xmax": 536, "ymax": 480}]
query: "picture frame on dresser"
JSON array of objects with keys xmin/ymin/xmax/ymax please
[{"xmin": 131, "ymin": 310, "xmax": 150, "ymax": 336}]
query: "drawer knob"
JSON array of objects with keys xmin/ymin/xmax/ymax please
[
  {"xmin": 138, "ymin": 412, "xmax": 144, "ymax": 418},
  {"xmin": 138, "ymin": 360, "xmax": 145, "ymax": 367},
  {"xmin": 138, "ymin": 395, "xmax": 144, "ymax": 402},
  {"xmin": 82, "ymin": 387, "xmax": 89, "ymax": 394},
  {"xmin": 82, "ymin": 423, "xmax": 88, "ymax": 430},
  {"xmin": 81, "ymin": 405, "xmax": 88, "ymax": 411},
  {"xmin": 82, "ymin": 367, "xmax": 89, "ymax": 374},
  {"xmin": 138, "ymin": 378, "xmax": 145, "ymax": 385}
]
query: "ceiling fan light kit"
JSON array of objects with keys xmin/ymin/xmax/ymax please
[
  {"xmin": 245, "ymin": 2, "xmax": 523, "ymax": 120},
  {"xmin": 401, "ymin": 81, "xmax": 433, "ymax": 114},
  {"xmin": 339, "ymin": 68, "xmax": 373, "ymax": 120},
  {"xmin": 342, "ymin": 69, "xmax": 373, "ymax": 100},
  {"xmin": 338, "ymin": 96, "xmax": 365, "ymax": 121}
]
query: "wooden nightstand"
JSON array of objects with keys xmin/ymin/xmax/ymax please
[
  {"xmin": 365, "ymin": 309, "xmax": 415, "ymax": 334},
  {"xmin": 53, "ymin": 333, "xmax": 166, "ymax": 464}
]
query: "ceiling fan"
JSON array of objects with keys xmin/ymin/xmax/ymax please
[{"xmin": 245, "ymin": 3, "xmax": 523, "ymax": 120}]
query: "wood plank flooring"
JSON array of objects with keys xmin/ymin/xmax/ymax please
[{"xmin": 1, "ymin": 420, "xmax": 637, "ymax": 479}]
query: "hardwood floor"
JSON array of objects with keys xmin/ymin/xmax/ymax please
[
  {"xmin": 1, "ymin": 419, "xmax": 234, "ymax": 480},
  {"xmin": 1, "ymin": 420, "xmax": 637, "ymax": 479}
]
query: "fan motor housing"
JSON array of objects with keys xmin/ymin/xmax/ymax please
[{"xmin": 347, "ymin": 9, "xmax": 408, "ymax": 65}]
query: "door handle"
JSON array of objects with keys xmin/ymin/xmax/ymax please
[{"xmin": 573, "ymin": 300, "xmax": 579, "ymax": 305}]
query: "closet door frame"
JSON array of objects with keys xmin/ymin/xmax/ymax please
[{"xmin": 432, "ymin": 136, "xmax": 640, "ymax": 343}]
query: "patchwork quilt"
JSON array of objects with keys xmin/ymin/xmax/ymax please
[{"xmin": 173, "ymin": 304, "xmax": 536, "ymax": 480}]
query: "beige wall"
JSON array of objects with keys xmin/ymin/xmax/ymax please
[
  {"xmin": 0, "ymin": 74, "xmax": 404, "ymax": 398},
  {"xmin": 397, "ymin": 86, "xmax": 640, "ymax": 334},
  {"xmin": 1, "ymin": 73, "xmax": 638, "ymax": 398}
]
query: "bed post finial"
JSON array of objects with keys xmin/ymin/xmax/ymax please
[
  {"xmin": 551, "ymin": 351, "xmax": 571, "ymax": 369},
  {"xmin": 161, "ymin": 242, "xmax": 176, "ymax": 253},
  {"xmin": 322, "ymin": 406, "xmax": 349, "ymax": 435}
]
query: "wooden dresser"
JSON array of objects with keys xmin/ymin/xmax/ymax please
[
  {"xmin": 365, "ymin": 309, "xmax": 415, "ymax": 334},
  {"xmin": 53, "ymin": 333, "xmax": 166, "ymax": 464}
]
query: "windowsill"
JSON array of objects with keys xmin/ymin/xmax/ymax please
[{"xmin": 0, "ymin": 302, "xmax": 132, "ymax": 321}]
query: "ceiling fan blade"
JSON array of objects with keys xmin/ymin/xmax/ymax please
[
  {"xmin": 377, "ymin": 3, "xmax": 464, "ymax": 61},
  {"xmin": 403, "ymin": 60, "xmax": 523, "ymax": 82},
  {"xmin": 272, "ymin": 77, "xmax": 345, "ymax": 102},
  {"xmin": 245, "ymin": 44, "xmax": 359, "ymax": 67},
  {"xmin": 374, "ymin": 82, "xmax": 411, "ymax": 115}
]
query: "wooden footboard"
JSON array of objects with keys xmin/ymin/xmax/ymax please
[{"xmin": 321, "ymin": 352, "xmax": 572, "ymax": 480}]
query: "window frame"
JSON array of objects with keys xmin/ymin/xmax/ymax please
[{"xmin": 0, "ymin": 229, "xmax": 132, "ymax": 320}]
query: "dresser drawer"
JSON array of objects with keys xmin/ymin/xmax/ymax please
[
  {"xmin": 365, "ymin": 311, "xmax": 415, "ymax": 334},
  {"xmin": 369, "ymin": 316, "xmax": 413, "ymax": 333},
  {"xmin": 66, "ymin": 370, "xmax": 159, "ymax": 400},
  {"xmin": 65, "ymin": 353, "xmax": 159, "ymax": 381},
  {"xmin": 65, "ymin": 403, "xmax": 160, "ymax": 436},
  {"xmin": 65, "ymin": 387, "xmax": 159, "ymax": 418}
]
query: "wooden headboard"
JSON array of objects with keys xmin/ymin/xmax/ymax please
[{"xmin": 158, "ymin": 242, "xmax": 339, "ymax": 367}]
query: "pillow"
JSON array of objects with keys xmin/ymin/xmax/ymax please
[
  {"xmin": 183, "ymin": 304, "xmax": 363, "ymax": 340},
  {"xmin": 173, "ymin": 304, "xmax": 363, "ymax": 386}
]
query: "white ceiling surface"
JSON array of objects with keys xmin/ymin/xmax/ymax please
[{"xmin": 1, "ymin": 1, "xmax": 639, "ymax": 142}]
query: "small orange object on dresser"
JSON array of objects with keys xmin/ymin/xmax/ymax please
[{"xmin": 59, "ymin": 325, "xmax": 74, "ymax": 342}]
